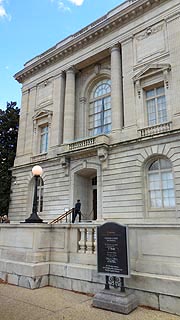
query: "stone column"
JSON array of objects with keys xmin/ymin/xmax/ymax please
[
  {"xmin": 52, "ymin": 72, "xmax": 65, "ymax": 146},
  {"xmin": 24, "ymin": 87, "xmax": 36, "ymax": 155},
  {"xmin": 111, "ymin": 45, "xmax": 123, "ymax": 132},
  {"xmin": 15, "ymin": 89, "xmax": 29, "ymax": 157},
  {"xmin": 63, "ymin": 67, "xmax": 75, "ymax": 143}
]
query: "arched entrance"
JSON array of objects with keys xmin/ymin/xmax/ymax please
[{"xmin": 73, "ymin": 168, "xmax": 97, "ymax": 221}]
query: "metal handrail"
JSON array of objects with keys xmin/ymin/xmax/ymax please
[
  {"xmin": 48, "ymin": 208, "xmax": 73, "ymax": 224},
  {"xmin": 81, "ymin": 208, "xmax": 93, "ymax": 219}
]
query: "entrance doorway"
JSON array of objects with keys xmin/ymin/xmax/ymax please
[
  {"xmin": 93, "ymin": 189, "xmax": 97, "ymax": 220},
  {"xmin": 73, "ymin": 169, "xmax": 97, "ymax": 221}
]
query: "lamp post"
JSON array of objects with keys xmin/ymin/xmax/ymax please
[{"xmin": 25, "ymin": 165, "xmax": 43, "ymax": 223}]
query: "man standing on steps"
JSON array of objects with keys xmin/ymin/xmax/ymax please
[{"xmin": 72, "ymin": 199, "xmax": 81, "ymax": 223}]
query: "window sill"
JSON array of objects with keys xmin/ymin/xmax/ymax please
[
  {"xmin": 31, "ymin": 153, "xmax": 47, "ymax": 163},
  {"xmin": 148, "ymin": 207, "xmax": 176, "ymax": 211},
  {"xmin": 146, "ymin": 208, "xmax": 177, "ymax": 219}
]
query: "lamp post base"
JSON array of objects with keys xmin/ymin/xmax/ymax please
[
  {"xmin": 24, "ymin": 213, "xmax": 43, "ymax": 223},
  {"xmin": 25, "ymin": 218, "xmax": 43, "ymax": 223}
]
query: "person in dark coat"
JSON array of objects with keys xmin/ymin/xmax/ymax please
[{"xmin": 72, "ymin": 199, "xmax": 81, "ymax": 223}]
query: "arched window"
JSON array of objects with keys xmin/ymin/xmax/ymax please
[
  {"xmin": 89, "ymin": 79, "xmax": 111, "ymax": 136},
  {"xmin": 36, "ymin": 177, "xmax": 44, "ymax": 213},
  {"xmin": 147, "ymin": 158, "xmax": 175, "ymax": 208}
]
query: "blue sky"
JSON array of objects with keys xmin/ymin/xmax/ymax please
[{"xmin": 0, "ymin": 0, "xmax": 124, "ymax": 110}]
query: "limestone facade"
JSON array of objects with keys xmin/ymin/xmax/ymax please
[
  {"xmin": 10, "ymin": 0, "xmax": 180, "ymax": 225},
  {"xmin": 2, "ymin": 0, "xmax": 180, "ymax": 315}
]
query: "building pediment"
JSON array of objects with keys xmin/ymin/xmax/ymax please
[
  {"xmin": 32, "ymin": 109, "xmax": 53, "ymax": 122},
  {"xmin": 133, "ymin": 64, "xmax": 171, "ymax": 83}
]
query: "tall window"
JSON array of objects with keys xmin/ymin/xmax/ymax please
[
  {"xmin": 40, "ymin": 125, "xmax": 48, "ymax": 153},
  {"xmin": 89, "ymin": 79, "xmax": 111, "ymax": 136},
  {"xmin": 37, "ymin": 177, "xmax": 44, "ymax": 213},
  {"xmin": 148, "ymin": 158, "xmax": 175, "ymax": 209},
  {"xmin": 145, "ymin": 85, "xmax": 167, "ymax": 126}
]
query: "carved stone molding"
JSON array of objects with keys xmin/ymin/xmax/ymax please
[
  {"xmin": 60, "ymin": 156, "xmax": 70, "ymax": 176},
  {"xmin": 32, "ymin": 109, "xmax": 53, "ymax": 134},
  {"xmin": 79, "ymin": 97, "xmax": 87, "ymax": 104},
  {"xmin": 15, "ymin": 0, "xmax": 163, "ymax": 83},
  {"xmin": 163, "ymin": 69, "xmax": 170, "ymax": 89},
  {"xmin": 135, "ymin": 24, "xmax": 164, "ymax": 41},
  {"xmin": 98, "ymin": 146, "xmax": 108, "ymax": 169},
  {"xmin": 94, "ymin": 64, "xmax": 101, "ymax": 75},
  {"xmin": 133, "ymin": 63, "xmax": 171, "ymax": 98},
  {"xmin": 33, "ymin": 109, "xmax": 53, "ymax": 123}
]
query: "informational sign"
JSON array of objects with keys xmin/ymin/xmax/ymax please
[{"xmin": 97, "ymin": 222, "xmax": 130, "ymax": 277}]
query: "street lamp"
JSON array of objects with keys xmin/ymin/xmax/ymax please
[{"xmin": 25, "ymin": 165, "xmax": 43, "ymax": 223}]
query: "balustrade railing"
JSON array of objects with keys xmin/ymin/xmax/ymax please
[
  {"xmin": 139, "ymin": 121, "xmax": 172, "ymax": 137},
  {"xmin": 78, "ymin": 226, "xmax": 96, "ymax": 254},
  {"xmin": 48, "ymin": 215, "xmax": 98, "ymax": 257},
  {"xmin": 69, "ymin": 137, "xmax": 95, "ymax": 151},
  {"xmin": 67, "ymin": 134, "xmax": 109, "ymax": 152}
]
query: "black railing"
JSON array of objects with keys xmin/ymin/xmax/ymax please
[{"xmin": 48, "ymin": 208, "xmax": 73, "ymax": 224}]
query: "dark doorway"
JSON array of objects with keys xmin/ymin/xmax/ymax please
[{"xmin": 93, "ymin": 189, "xmax": 97, "ymax": 220}]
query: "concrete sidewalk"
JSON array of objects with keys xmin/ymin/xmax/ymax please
[{"xmin": 0, "ymin": 283, "xmax": 180, "ymax": 320}]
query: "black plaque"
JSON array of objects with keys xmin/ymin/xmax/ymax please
[{"xmin": 97, "ymin": 222, "xmax": 129, "ymax": 277}]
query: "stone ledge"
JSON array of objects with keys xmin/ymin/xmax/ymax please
[
  {"xmin": 128, "ymin": 272, "xmax": 180, "ymax": 297},
  {"xmin": 0, "ymin": 260, "xmax": 50, "ymax": 277},
  {"xmin": 159, "ymin": 295, "xmax": 180, "ymax": 315}
]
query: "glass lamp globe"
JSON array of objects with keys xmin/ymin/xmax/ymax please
[{"xmin": 32, "ymin": 165, "xmax": 43, "ymax": 176}]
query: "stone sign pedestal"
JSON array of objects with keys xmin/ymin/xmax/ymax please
[
  {"xmin": 93, "ymin": 289, "xmax": 138, "ymax": 314},
  {"xmin": 93, "ymin": 222, "xmax": 138, "ymax": 314}
]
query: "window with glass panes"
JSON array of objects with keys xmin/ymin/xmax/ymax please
[
  {"xmin": 145, "ymin": 85, "xmax": 167, "ymax": 126},
  {"xmin": 40, "ymin": 125, "xmax": 48, "ymax": 153},
  {"xmin": 148, "ymin": 158, "xmax": 175, "ymax": 209},
  {"xmin": 37, "ymin": 177, "xmax": 44, "ymax": 213},
  {"xmin": 89, "ymin": 79, "xmax": 111, "ymax": 136}
]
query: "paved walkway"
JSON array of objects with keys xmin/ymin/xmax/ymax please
[{"xmin": 0, "ymin": 283, "xmax": 180, "ymax": 320}]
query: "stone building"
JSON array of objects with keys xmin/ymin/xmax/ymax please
[{"xmin": 1, "ymin": 0, "xmax": 180, "ymax": 315}]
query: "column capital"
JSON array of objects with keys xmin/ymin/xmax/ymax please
[
  {"xmin": 110, "ymin": 44, "xmax": 120, "ymax": 53},
  {"xmin": 66, "ymin": 66, "xmax": 76, "ymax": 74}
]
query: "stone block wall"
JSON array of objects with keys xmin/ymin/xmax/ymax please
[{"xmin": 0, "ymin": 223, "xmax": 180, "ymax": 315}]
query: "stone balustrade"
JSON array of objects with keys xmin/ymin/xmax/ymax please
[
  {"xmin": 69, "ymin": 137, "xmax": 95, "ymax": 151},
  {"xmin": 67, "ymin": 134, "xmax": 109, "ymax": 152},
  {"xmin": 138, "ymin": 122, "xmax": 172, "ymax": 137},
  {"xmin": 78, "ymin": 225, "xmax": 97, "ymax": 254}
]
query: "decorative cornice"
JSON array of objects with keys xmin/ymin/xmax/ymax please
[
  {"xmin": 32, "ymin": 109, "xmax": 53, "ymax": 122},
  {"xmin": 14, "ymin": 0, "xmax": 166, "ymax": 83},
  {"xmin": 133, "ymin": 63, "xmax": 171, "ymax": 82},
  {"xmin": 133, "ymin": 63, "xmax": 171, "ymax": 97}
]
